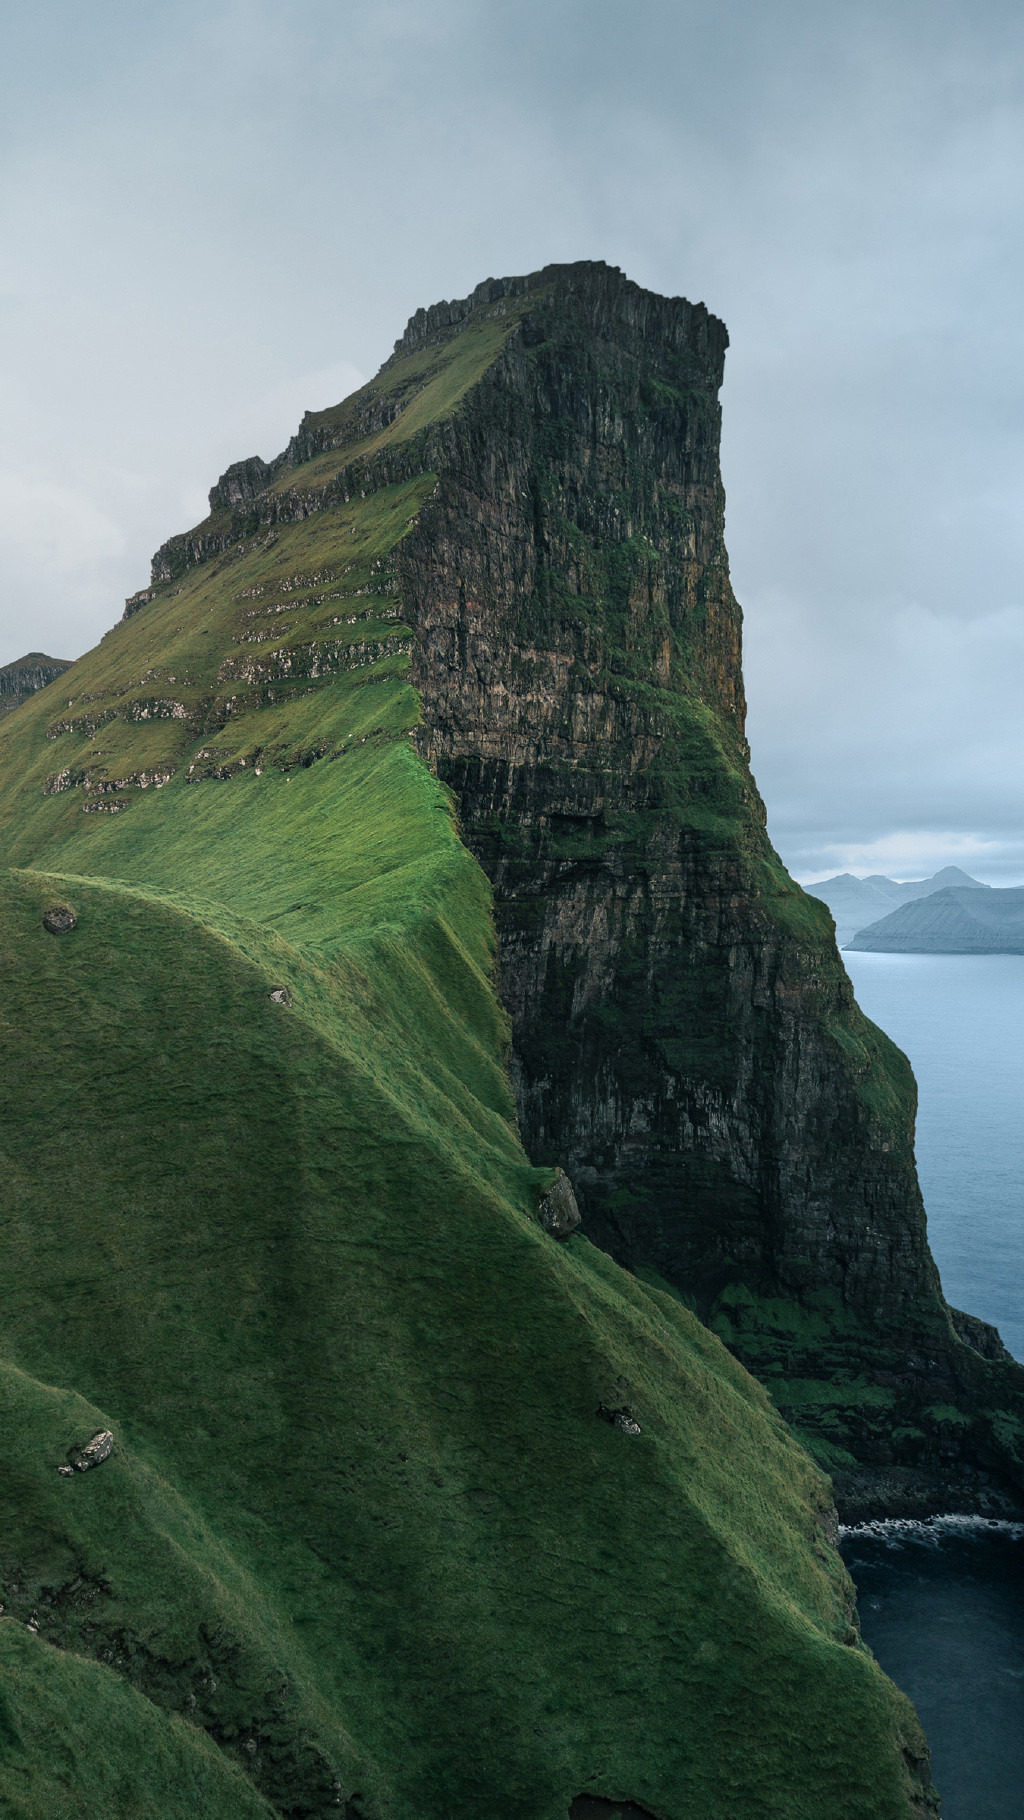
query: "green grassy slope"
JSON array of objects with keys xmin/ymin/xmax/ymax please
[
  {"xmin": 0, "ymin": 1619, "xmax": 277, "ymax": 1820},
  {"xmin": 0, "ymin": 303, "xmax": 935, "ymax": 1818}
]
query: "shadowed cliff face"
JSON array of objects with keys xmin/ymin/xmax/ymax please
[
  {"xmin": 400, "ymin": 269, "xmax": 925, "ymax": 1319},
  {"xmin": 390, "ymin": 264, "xmax": 1024, "ymax": 1514}
]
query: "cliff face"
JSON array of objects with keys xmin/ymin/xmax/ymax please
[
  {"xmin": 0, "ymin": 652, "xmax": 70, "ymax": 715},
  {"xmin": 387, "ymin": 263, "xmax": 1024, "ymax": 1514},
  {"xmin": 402, "ymin": 274, "xmax": 888, "ymax": 1296}
]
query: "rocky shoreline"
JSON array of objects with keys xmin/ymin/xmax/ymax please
[{"xmin": 834, "ymin": 1463, "xmax": 1024, "ymax": 1526}]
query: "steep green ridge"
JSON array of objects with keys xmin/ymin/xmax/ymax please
[
  {"xmin": 0, "ymin": 278, "xmax": 940, "ymax": 1816},
  {"xmin": 0, "ymin": 1617, "xmax": 276, "ymax": 1819}
]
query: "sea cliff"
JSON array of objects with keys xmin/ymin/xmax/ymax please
[
  {"xmin": 32, "ymin": 260, "xmax": 1024, "ymax": 1511},
  {"xmin": 0, "ymin": 261, "xmax": 994, "ymax": 1816},
  {"xmin": 392, "ymin": 265, "xmax": 1024, "ymax": 1518}
]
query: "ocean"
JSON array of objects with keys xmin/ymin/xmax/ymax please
[
  {"xmin": 839, "ymin": 953, "xmax": 1024, "ymax": 1819},
  {"xmin": 839, "ymin": 1517, "xmax": 1024, "ymax": 1820},
  {"xmin": 843, "ymin": 952, "xmax": 1024, "ymax": 1364}
]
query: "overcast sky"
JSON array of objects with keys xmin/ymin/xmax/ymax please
[{"xmin": 2, "ymin": 0, "xmax": 1023, "ymax": 882}]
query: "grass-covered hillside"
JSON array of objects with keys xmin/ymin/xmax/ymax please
[{"xmin": 0, "ymin": 281, "xmax": 937, "ymax": 1818}]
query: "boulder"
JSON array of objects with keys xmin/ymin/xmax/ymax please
[
  {"xmin": 537, "ymin": 1169, "xmax": 580, "ymax": 1240},
  {"xmin": 42, "ymin": 904, "xmax": 76, "ymax": 935},
  {"xmin": 66, "ymin": 1430, "xmax": 113, "ymax": 1472},
  {"xmin": 598, "ymin": 1404, "xmax": 642, "ymax": 1436}
]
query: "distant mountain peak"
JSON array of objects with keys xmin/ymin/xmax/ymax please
[
  {"xmin": 805, "ymin": 863, "xmax": 990, "ymax": 947},
  {"xmin": 925, "ymin": 865, "xmax": 990, "ymax": 888}
]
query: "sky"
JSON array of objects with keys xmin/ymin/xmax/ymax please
[{"xmin": 2, "ymin": 0, "xmax": 1024, "ymax": 883}]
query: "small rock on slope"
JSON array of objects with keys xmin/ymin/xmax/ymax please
[
  {"xmin": 538, "ymin": 1169, "xmax": 581, "ymax": 1240},
  {"xmin": 42, "ymin": 904, "xmax": 76, "ymax": 934},
  {"xmin": 64, "ymin": 1430, "xmax": 114, "ymax": 1473}
]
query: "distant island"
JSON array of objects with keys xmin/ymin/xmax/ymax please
[
  {"xmin": 805, "ymin": 864, "xmax": 989, "ymax": 946},
  {"xmin": 847, "ymin": 884, "xmax": 1024, "ymax": 953}
]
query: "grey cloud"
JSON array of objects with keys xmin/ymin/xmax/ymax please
[{"xmin": 2, "ymin": 0, "xmax": 1023, "ymax": 879}]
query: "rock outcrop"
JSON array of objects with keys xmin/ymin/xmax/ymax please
[
  {"xmin": 0, "ymin": 652, "xmax": 71, "ymax": 715},
  {"xmin": 66, "ymin": 1429, "xmax": 114, "ymax": 1472},
  {"xmin": 537, "ymin": 1168, "xmax": 581, "ymax": 1239}
]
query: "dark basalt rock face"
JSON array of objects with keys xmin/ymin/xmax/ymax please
[{"xmin": 387, "ymin": 262, "xmax": 1024, "ymax": 1513}]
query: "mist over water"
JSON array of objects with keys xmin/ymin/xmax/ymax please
[{"xmin": 842, "ymin": 952, "xmax": 1024, "ymax": 1362}]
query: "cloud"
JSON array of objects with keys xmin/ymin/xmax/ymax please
[
  {"xmin": 0, "ymin": 472, "xmax": 125, "ymax": 576},
  {"xmin": 1, "ymin": 0, "xmax": 1023, "ymax": 883},
  {"xmin": 0, "ymin": 471, "xmax": 129, "ymax": 661},
  {"xmin": 797, "ymin": 831, "xmax": 1009, "ymax": 886}
]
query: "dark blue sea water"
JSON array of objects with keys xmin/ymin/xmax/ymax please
[
  {"xmin": 843, "ymin": 953, "xmax": 1024, "ymax": 1363},
  {"xmin": 839, "ymin": 1519, "xmax": 1024, "ymax": 1819},
  {"xmin": 839, "ymin": 954, "xmax": 1024, "ymax": 1819}
]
